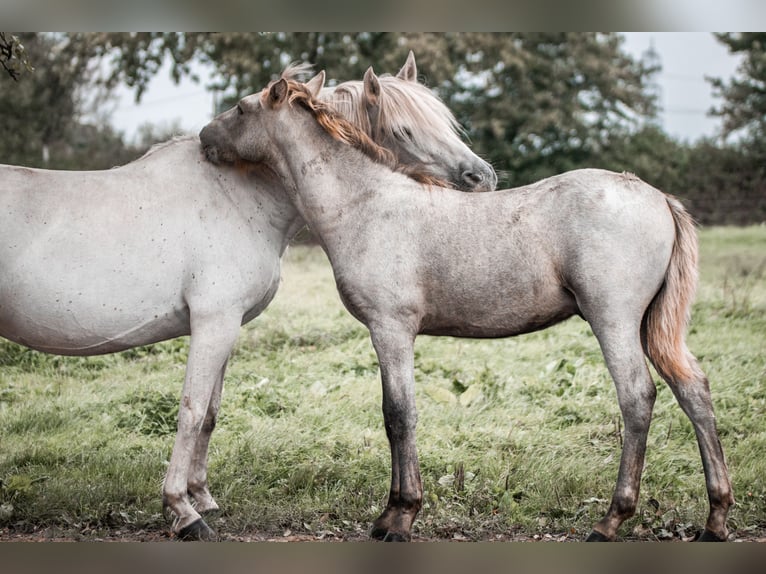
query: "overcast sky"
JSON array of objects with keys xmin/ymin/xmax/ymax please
[
  {"xmin": 621, "ymin": 32, "xmax": 741, "ymax": 142},
  {"xmin": 108, "ymin": 33, "xmax": 743, "ymax": 145}
]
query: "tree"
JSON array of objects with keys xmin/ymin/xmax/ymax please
[
  {"xmin": 401, "ymin": 33, "xmax": 659, "ymax": 186},
  {"xmin": 703, "ymin": 34, "xmax": 766, "ymax": 225},
  {"xmin": 711, "ymin": 33, "xmax": 766, "ymax": 148},
  {"xmin": 76, "ymin": 32, "xmax": 405, "ymax": 101},
  {"xmin": 0, "ymin": 33, "xmax": 143, "ymax": 169},
  {"xmin": 0, "ymin": 34, "xmax": 83, "ymax": 166},
  {"xmin": 599, "ymin": 124, "xmax": 689, "ymax": 193},
  {"xmin": 0, "ymin": 32, "xmax": 32, "ymax": 80},
  {"xmin": 86, "ymin": 33, "xmax": 658, "ymax": 187}
]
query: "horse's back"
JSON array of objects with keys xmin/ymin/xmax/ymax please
[
  {"xmin": 357, "ymin": 169, "xmax": 678, "ymax": 338},
  {"xmin": 546, "ymin": 170, "xmax": 675, "ymax": 267}
]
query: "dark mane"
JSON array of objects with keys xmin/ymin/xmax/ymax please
[{"xmin": 276, "ymin": 79, "xmax": 450, "ymax": 187}]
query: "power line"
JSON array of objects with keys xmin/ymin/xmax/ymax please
[
  {"xmin": 664, "ymin": 107, "xmax": 712, "ymax": 115},
  {"xmin": 662, "ymin": 72, "xmax": 713, "ymax": 83},
  {"xmin": 113, "ymin": 88, "xmax": 210, "ymax": 112}
]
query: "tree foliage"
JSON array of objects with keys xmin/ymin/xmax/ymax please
[
  {"xmin": 86, "ymin": 32, "xmax": 659, "ymax": 187},
  {"xmin": 700, "ymin": 33, "xmax": 766, "ymax": 224},
  {"xmin": 1, "ymin": 32, "xmax": 764, "ymax": 224},
  {"xmin": 0, "ymin": 33, "xmax": 87, "ymax": 166},
  {"xmin": 711, "ymin": 33, "xmax": 766, "ymax": 147},
  {"xmin": 408, "ymin": 33, "xmax": 659, "ymax": 185},
  {"xmin": 0, "ymin": 33, "xmax": 146, "ymax": 169},
  {"xmin": 0, "ymin": 33, "xmax": 33, "ymax": 80}
]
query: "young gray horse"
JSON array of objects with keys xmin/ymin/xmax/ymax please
[
  {"xmin": 0, "ymin": 53, "xmax": 495, "ymax": 541},
  {"xmin": 199, "ymin": 77, "xmax": 734, "ymax": 542}
]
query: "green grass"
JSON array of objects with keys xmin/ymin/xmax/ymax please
[{"xmin": 1, "ymin": 225, "xmax": 765, "ymax": 541}]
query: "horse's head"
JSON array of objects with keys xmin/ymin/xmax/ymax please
[
  {"xmin": 200, "ymin": 70, "xmax": 328, "ymax": 171},
  {"xmin": 326, "ymin": 52, "xmax": 497, "ymax": 192},
  {"xmin": 201, "ymin": 53, "xmax": 497, "ymax": 192}
]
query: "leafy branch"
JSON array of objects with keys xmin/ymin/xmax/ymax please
[{"xmin": 0, "ymin": 32, "xmax": 33, "ymax": 80}]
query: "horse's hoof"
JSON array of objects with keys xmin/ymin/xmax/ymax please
[
  {"xmin": 382, "ymin": 531, "xmax": 410, "ymax": 542},
  {"xmin": 370, "ymin": 526, "xmax": 411, "ymax": 542},
  {"xmin": 696, "ymin": 529, "xmax": 726, "ymax": 542},
  {"xmin": 585, "ymin": 530, "xmax": 612, "ymax": 542},
  {"xmin": 177, "ymin": 518, "xmax": 218, "ymax": 541}
]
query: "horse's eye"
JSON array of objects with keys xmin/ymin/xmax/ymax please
[{"xmin": 396, "ymin": 127, "xmax": 413, "ymax": 141}]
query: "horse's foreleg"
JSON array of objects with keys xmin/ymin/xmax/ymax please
[
  {"xmin": 368, "ymin": 325, "xmax": 422, "ymax": 542},
  {"xmin": 588, "ymin": 327, "xmax": 657, "ymax": 541},
  {"xmin": 666, "ymin": 367, "xmax": 733, "ymax": 541},
  {"xmin": 186, "ymin": 362, "xmax": 227, "ymax": 515},
  {"xmin": 162, "ymin": 312, "xmax": 241, "ymax": 541}
]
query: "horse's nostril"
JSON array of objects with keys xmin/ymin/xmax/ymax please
[
  {"xmin": 462, "ymin": 171, "xmax": 484, "ymax": 185},
  {"xmin": 461, "ymin": 163, "xmax": 498, "ymax": 192}
]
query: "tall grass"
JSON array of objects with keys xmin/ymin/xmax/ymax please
[{"xmin": 1, "ymin": 226, "xmax": 764, "ymax": 540}]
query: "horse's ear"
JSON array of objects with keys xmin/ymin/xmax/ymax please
[
  {"xmin": 267, "ymin": 78, "xmax": 289, "ymax": 108},
  {"xmin": 396, "ymin": 50, "xmax": 417, "ymax": 82},
  {"xmin": 363, "ymin": 66, "xmax": 381, "ymax": 109},
  {"xmin": 305, "ymin": 70, "xmax": 326, "ymax": 97}
]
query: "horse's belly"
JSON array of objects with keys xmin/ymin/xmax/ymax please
[
  {"xmin": 0, "ymin": 302, "xmax": 191, "ymax": 356},
  {"xmin": 419, "ymin": 283, "xmax": 579, "ymax": 339},
  {"xmin": 0, "ymin": 274, "xmax": 191, "ymax": 355},
  {"xmin": 420, "ymin": 308, "xmax": 576, "ymax": 338}
]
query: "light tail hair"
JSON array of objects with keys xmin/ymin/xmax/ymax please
[{"xmin": 641, "ymin": 195, "xmax": 705, "ymax": 384}]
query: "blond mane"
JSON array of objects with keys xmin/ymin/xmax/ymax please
[
  {"xmin": 330, "ymin": 75, "xmax": 465, "ymax": 147},
  {"xmin": 276, "ymin": 76, "xmax": 450, "ymax": 187}
]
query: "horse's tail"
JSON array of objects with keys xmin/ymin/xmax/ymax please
[{"xmin": 641, "ymin": 195, "xmax": 704, "ymax": 384}]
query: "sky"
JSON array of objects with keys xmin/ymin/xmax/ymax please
[
  {"xmin": 108, "ymin": 33, "xmax": 743, "ymax": 145},
  {"xmin": 620, "ymin": 32, "xmax": 742, "ymax": 142}
]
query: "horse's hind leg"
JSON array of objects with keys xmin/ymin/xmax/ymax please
[
  {"xmin": 187, "ymin": 361, "xmax": 227, "ymax": 515},
  {"xmin": 162, "ymin": 311, "xmax": 241, "ymax": 541},
  {"xmin": 586, "ymin": 322, "xmax": 657, "ymax": 541},
  {"xmin": 663, "ymin": 361, "xmax": 733, "ymax": 541}
]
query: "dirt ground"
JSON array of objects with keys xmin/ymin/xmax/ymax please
[{"xmin": 1, "ymin": 525, "xmax": 764, "ymax": 543}]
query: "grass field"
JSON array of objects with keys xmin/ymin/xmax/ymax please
[{"xmin": 1, "ymin": 225, "xmax": 764, "ymax": 541}]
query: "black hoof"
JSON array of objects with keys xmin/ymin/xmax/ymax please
[
  {"xmin": 696, "ymin": 529, "xmax": 726, "ymax": 542},
  {"xmin": 177, "ymin": 518, "xmax": 218, "ymax": 541},
  {"xmin": 382, "ymin": 532, "xmax": 410, "ymax": 542},
  {"xmin": 585, "ymin": 530, "xmax": 611, "ymax": 542},
  {"xmin": 370, "ymin": 527, "xmax": 410, "ymax": 542}
]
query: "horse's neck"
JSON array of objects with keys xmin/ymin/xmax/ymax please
[
  {"xmin": 278, "ymin": 129, "xmax": 367, "ymax": 203},
  {"xmin": 253, "ymin": 171, "xmax": 306, "ymax": 253},
  {"xmin": 227, "ymin": 165, "xmax": 305, "ymax": 254},
  {"xmin": 148, "ymin": 140, "xmax": 304, "ymax": 254},
  {"xmin": 273, "ymin": 124, "xmax": 413, "ymax": 252}
]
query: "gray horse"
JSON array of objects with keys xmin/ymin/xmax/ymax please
[
  {"xmin": 199, "ymin": 76, "xmax": 734, "ymax": 542},
  {"xmin": 0, "ymin": 53, "xmax": 495, "ymax": 540}
]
